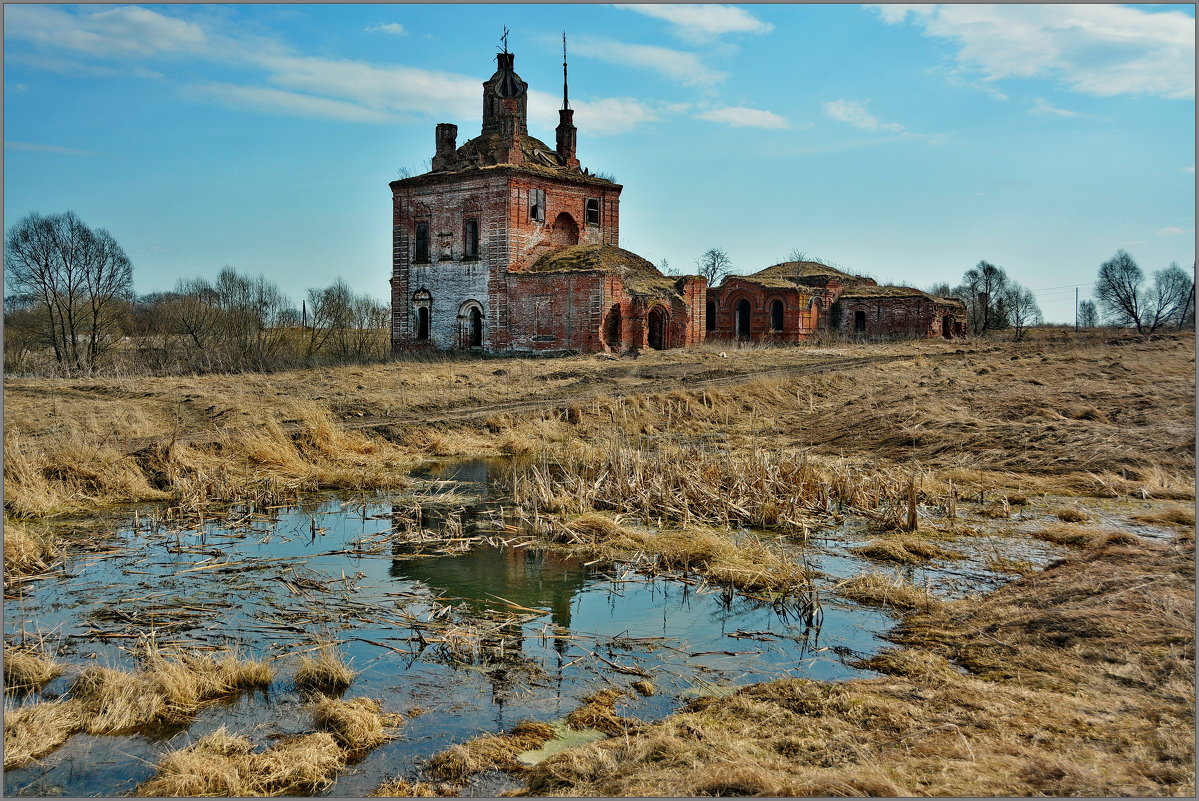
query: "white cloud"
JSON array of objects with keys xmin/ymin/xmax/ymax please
[
  {"xmin": 527, "ymin": 90, "xmax": 659, "ymax": 136},
  {"xmin": 822, "ymin": 99, "xmax": 905, "ymax": 132},
  {"xmin": 365, "ymin": 23, "xmax": 407, "ymax": 36},
  {"xmin": 3, "ymin": 5, "xmax": 665, "ymax": 133},
  {"xmin": 616, "ymin": 4, "xmax": 773, "ymax": 41},
  {"xmin": 1028, "ymin": 97, "xmax": 1092, "ymax": 118},
  {"xmin": 871, "ymin": 4, "xmax": 1195, "ymax": 99},
  {"xmin": 1183, "ymin": 166, "xmax": 1195, "ymax": 174},
  {"xmin": 1157, "ymin": 226, "xmax": 1186, "ymax": 237},
  {"xmin": 187, "ymin": 83, "xmax": 400, "ymax": 124},
  {"xmin": 5, "ymin": 140, "xmax": 106, "ymax": 156},
  {"xmin": 695, "ymin": 106, "xmax": 788, "ymax": 129},
  {"xmin": 254, "ymin": 54, "xmax": 479, "ymax": 119},
  {"xmin": 571, "ymin": 37, "xmax": 725, "ymax": 86},
  {"xmin": 5, "ymin": 4, "xmax": 206, "ymax": 58}
]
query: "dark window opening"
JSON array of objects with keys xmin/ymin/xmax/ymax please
[
  {"xmin": 941, "ymin": 315, "xmax": 952, "ymax": 338},
  {"xmin": 770, "ymin": 300, "xmax": 784, "ymax": 332},
  {"xmin": 853, "ymin": 309, "xmax": 867, "ymax": 334},
  {"xmin": 464, "ymin": 218, "xmax": 479, "ymax": 258},
  {"xmin": 705, "ymin": 299, "xmax": 716, "ymax": 331},
  {"xmin": 414, "ymin": 221, "xmax": 429, "ymax": 262},
  {"xmin": 735, "ymin": 299, "xmax": 751, "ymax": 339},
  {"xmin": 468, "ymin": 307, "xmax": 483, "ymax": 347},
  {"xmin": 529, "ymin": 188, "xmax": 546, "ymax": 223},
  {"xmin": 416, "ymin": 307, "xmax": 430, "ymax": 340},
  {"xmin": 585, "ymin": 197, "xmax": 600, "ymax": 226}
]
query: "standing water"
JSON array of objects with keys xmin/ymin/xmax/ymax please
[{"xmin": 6, "ymin": 458, "xmax": 1056, "ymax": 797}]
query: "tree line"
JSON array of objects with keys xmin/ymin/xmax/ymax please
[{"xmin": 4, "ymin": 211, "xmax": 390, "ymax": 376}]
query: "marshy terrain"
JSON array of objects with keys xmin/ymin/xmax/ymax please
[{"xmin": 4, "ymin": 330, "xmax": 1194, "ymax": 797}]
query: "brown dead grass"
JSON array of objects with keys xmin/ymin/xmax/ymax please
[
  {"xmin": 835, "ymin": 571, "xmax": 939, "ymax": 611},
  {"xmin": 1134, "ymin": 506, "xmax": 1196, "ymax": 527},
  {"xmin": 295, "ymin": 644, "xmax": 356, "ymax": 695},
  {"xmin": 564, "ymin": 688, "xmax": 641, "ymax": 736},
  {"xmin": 2, "ymin": 516, "xmax": 58, "ymax": 574},
  {"xmin": 425, "ymin": 720, "xmax": 557, "ymax": 781},
  {"xmin": 518, "ymin": 537, "xmax": 1195, "ymax": 797},
  {"xmin": 311, "ymin": 696, "xmax": 401, "ymax": 752},
  {"xmin": 134, "ymin": 728, "xmax": 346, "ymax": 797},
  {"xmin": 4, "ymin": 645, "xmax": 62, "ymax": 694},
  {"xmin": 3, "ymin": 699, "xmax": 85, "ymax": 769},
  {"xmin": 371, "ymin": 778, "xmax": 460, "ymax": 797},
  {"xmin": 1031, "ymin": 523, "xmax": 1126, "ymax": 548},
  {"xmin": 557, "ymin": 514, "xmax": 812, "ymax": 596},
  {"xmin": 850, "ymin": 535, "xmax": 963, "ymax": 564}
]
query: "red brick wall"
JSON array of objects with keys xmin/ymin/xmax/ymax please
[{"xmin": 833, "ymin": 295, "xmax": 966, "ymax": 338}]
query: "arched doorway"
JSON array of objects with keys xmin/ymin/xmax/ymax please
[
  {"xmin": 809, "ymin": 298, "xmax": 820, "ymax": 331},
  {"xmin": 853, "ymin": 309, "xmax": 867, "ymax": 334},
  {"xmin": 769, "ymin": 299, "xmax": 784, "ymax": 332},
  {"xmin": 469, "ymin": 307, "xmax": 484, "ymax": 347},
  {"xmin": 735, "ymin": 299, "xmax": 751, "ymax": 339},
  {"xmin": 416, "ymin": 307, "xmax": 430, "ymax": 340},
  {"xmin": 647, "ymin": 306, "xmax": 668, "ymax": 350},
  {"xmin": 705, "ymin": 299, "xmax": 716, "ymax": 331},
  {"xmin": 603, "ymin": 304, "xmax": 622, "ymax": 351},
  {"xmin": 941, "ymin": 315, "xmax": 952, "ymax": 339},
  {"xmin": 550, "ymin": 212, "xmax": 579, "ymax": 247}
]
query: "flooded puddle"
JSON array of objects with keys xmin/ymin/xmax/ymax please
[{"xmin": 7, "ymin": 458, "xmax": 1169, "ymax": 796}]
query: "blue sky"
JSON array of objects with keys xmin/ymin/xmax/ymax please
[{"xmin": 4, "ymin": 3, "xmax": 1194, "ymax": 323}]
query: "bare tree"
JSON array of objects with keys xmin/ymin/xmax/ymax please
[
  {"xmin": 1002, "ymin": 282, "xmax": 1041, "ymax": 341},
  {"xmin": 1095, "ymin": 250, "xmax": 1145, "ymax": 332},
  {"xmin": 1078, "ymin": 300, "xmax": 1099, "ymax": 328},
  {"xmin": 695, "ymin": 247, "xmax": 732, "ymax": 287},
  {"xmin": 1093, "ymin": 250, "xmax": 1190, "ymax": 335},
  {"xmin": 787, "ymin": 247, "xmax": 809, "ymax": 263},
  {"xmin": 958, "ymin": 260, "xmax": 1010, "ymax": 334},
  {"xmin": 4, "ymin": 211, "xmax": 133, "ymax": 370}
]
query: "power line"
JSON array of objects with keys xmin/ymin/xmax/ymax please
[{"xmin": 1028, "ymin": 281, "xmax": 1094, "ymax": 292}]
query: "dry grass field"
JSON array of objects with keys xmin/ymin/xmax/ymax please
[{"xmin": 4, "ymin": 329, "xmax": 1195, "ymax": 797}]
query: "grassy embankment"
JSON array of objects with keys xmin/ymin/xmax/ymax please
[{"xmin": 5, "ymin": 330, "xmax": 1195, "ymax": 796}]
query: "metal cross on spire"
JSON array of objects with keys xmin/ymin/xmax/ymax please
[{"xmin": 500, "ymin": 26, "xmax": 509, "ymax": 54}]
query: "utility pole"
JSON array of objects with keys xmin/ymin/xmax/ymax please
[{"xmin": 1074, "ymin": 287, "xmax": 1078, "ymax": 333}]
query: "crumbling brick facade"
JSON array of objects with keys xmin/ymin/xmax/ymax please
[
  {"xmin": 390, "ymin": 50, "xmax": 701, "ymax": 354},
  {"xmin": 709, "ymin": 261, "xmax": 966, "ymax": 342}
]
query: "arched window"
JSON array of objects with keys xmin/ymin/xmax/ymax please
[
  {"xmin": 550, "ymin": 212, "xmax": 579, "ymax": 247},
  {"xmin": 413, "ymin": 289, "xmax": 432, "ymax": 341},
  {"xmin": 705, "ymin": 299, "xmax": 716, "ymax": 331},
  {"xmin": 770, "ymin": 299, "xmax": 784, "ymax": 332}
]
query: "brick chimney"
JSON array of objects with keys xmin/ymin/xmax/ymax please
[{"xmin": 432, "ymin": 123, "xmax": 457, "ymax": 171}]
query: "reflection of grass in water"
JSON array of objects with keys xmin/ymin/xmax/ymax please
[{"xmin": 516, "ymin": 721, "xmax": 606, "ymax": 766}]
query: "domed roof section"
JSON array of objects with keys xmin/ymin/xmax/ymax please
[
  {"xmin": 753, "ymin": 260, "xmax": 856, "ymax": 284},
  {"xmin": 527, "ymin": 244, "xmax": 680, "ymax": 296},
  {"xmin": 452, "ymin": 132, "xmax": 564, "ymax": 169},
  {"xmin": 491, "ymin": 53, "xmax": 526, "ymax": 98}
]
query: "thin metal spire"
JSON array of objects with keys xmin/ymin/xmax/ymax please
[{"xmin": 562, "ymin": 32, "xmax": 570, "ymax": 110}]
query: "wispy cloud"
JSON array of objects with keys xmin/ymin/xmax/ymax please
[
  {"xmin": 571, "ymin": 37, "xmax": 725, "ymax": 86},
  {"xmin": 1028, "ymin": 97, "xmax": 1092, "ymax": 118},
  {"xmin": 616, "ymin": 4, "xmax": 773, "ymax": 42},
  {"xmin": 1183, "ymin": 166, "xmax": 1195, "ymax": 174},
  {"xmin": 187, "ymin": 82, "xmax": 401, "ymax": 123},
  {"xmin": 1157, "ymin": 226, "xmax": 1186, "ymax": 237},
  {"xmin": 695, "ymin": 106, "xmax": 788, "ymax": 129},
  {"xmin": 822, "ymin": 99, "xmax": 905, "ymax": 133},
  {"xmin": 872, "ymin": 4, "xmax": 1195, "ymax": 99},
  {"xmin": 5, "ymin": 140, "xmax": 107, "ymax": 156},
  {"xmin": 5, "ymin": 4, "xmax": 207, "ymax": 58},
  {"xmin": 5, "ymin": 6, "xmax": 663, "ymax": 132},
  {"xmin": 365, "ymin": 23, "xmax": 407, "ymax": 36}
]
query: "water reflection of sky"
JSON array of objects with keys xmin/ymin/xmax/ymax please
[{"xmin": 9, "ymin": 457, "xmax": 1062, "ymax": 797}]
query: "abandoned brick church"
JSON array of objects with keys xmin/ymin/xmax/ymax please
[{"xmin": 389, "ymin": 48, "xmax": 966, "ymax": 354}]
